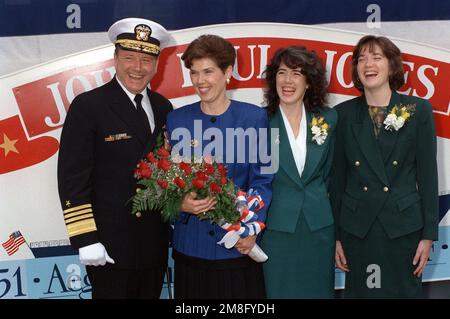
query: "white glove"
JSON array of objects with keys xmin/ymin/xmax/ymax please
[{"xmin": 78, "ymin": 242, "xmax": 115, "ymax": 266}]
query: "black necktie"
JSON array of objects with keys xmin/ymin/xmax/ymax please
[{"xmin": 134, "ymin": 94, "xmax": 152, "ymax": 136}]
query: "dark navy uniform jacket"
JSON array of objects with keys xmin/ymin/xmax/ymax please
[{"xmin": 58, "ymin": 77, "xmax": 173, "ymax": 269}]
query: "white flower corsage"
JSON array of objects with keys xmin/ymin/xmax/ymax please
[
  {"xmin": 310, "ymin": 115, "xmax": 329, "ymax": 145},
  {"xmin": 384, "ymin": 104, "xmax": 415, "ymax": 131}
]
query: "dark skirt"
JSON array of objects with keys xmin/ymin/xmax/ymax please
[
  {"xmin": 172, "ymin": 249, "xmax": 266, "ymax": 299},
  {"xmin": 342, "ymin": 219, "xmax": 423, "ymax": 299},
  {"xmin": 86, "ymin": 265, "xmax": 165, "ymax": 299}
]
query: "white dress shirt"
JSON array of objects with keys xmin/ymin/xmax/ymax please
[
  {"xmin": 280, "ymin": 103, "xmax": 307, "ymax": 178},
  {"xmin": 116, "ymin": 77, "xmax": 155, "ymax": 132}
]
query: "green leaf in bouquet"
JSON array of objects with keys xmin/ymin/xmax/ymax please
[
  {"xmin": 154, "ymin": 131, "xmax": 165, "ymax": 150},
  {"xmin": 162, "ymin": 197, "xmax": 183, "ymax": 222}
]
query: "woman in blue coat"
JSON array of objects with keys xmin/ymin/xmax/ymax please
[
  {"xmin": 260, "ymin": 46, "xmax": 337, "ymax": 298},
  {"xmin": 166, "ymin": 35, "xmax": 273, "ymax": 299}
]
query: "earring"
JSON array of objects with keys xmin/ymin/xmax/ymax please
[{"xmin": 226, "ymin": 78, "xmax": 230, "ymax": 84}]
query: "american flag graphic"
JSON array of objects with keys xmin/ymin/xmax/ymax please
[{"xmin": 2, "ymin": 231, "xmax": 26, "ymax": 256}]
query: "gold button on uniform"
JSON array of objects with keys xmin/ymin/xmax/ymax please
[
  {"xmin": 136, "ymin": 212, "xmax": 142, "ymax": 218},
  {"xmin": 363, "ymin": 186, "xmax": 368, "ymax": 192},
  {"xmin": 383, "ymin": 186, "xmax": 389, "ymax": 192},
  {"xmin": 393, "ymin": 161, "xmax": 398, "ymax": 166},
  {"xmin": 355, "ymin": 161, "xmax": 360, "ymax": 166}
]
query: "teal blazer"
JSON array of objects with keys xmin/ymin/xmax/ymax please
[
  {"xmin": 266, "ymin": 107, "xmax": 337, "ymax": 233},
  {"xmin": 329, "ymin": 91, "xmax": 439, "ymax": 240}
]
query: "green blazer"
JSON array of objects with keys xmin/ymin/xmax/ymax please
[
  {"xmin": 329, "ymin": 91, "xmax": 438, "ymax": 240},
  {"xmin": 266, "ymin": 107, "xmax": 337, "ymax": 233}
]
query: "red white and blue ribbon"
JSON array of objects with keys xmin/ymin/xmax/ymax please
[{"xmin": 217, "ymin": 189, "xmax": 268, "ymax": 262}]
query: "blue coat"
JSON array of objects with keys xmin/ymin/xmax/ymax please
[{"xmin": 166, "ymin": 100, "xmax": 273, "ymax": 260}]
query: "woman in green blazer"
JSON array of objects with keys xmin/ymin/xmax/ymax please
[
  {"xmin": 260, "ymin": 46, "xmax": 337, "ymax": 298},
  {"xmin": 329, "ymin": 35, "xmax": 438, "ymax": 298}
]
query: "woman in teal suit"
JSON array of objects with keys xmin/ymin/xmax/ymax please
[
  {"xmin": 260, "ymin": 46, "xmax": 337, "ymax": 298},
  {"xmin": 330, "ymin": 35, "xmax": 438, "ymax": 298}
]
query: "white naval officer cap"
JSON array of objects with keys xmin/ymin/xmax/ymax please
[{"xmin": 108, "ymin": 17, "xmax": 170, "ymax": 56}]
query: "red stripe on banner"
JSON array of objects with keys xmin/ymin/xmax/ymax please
[
  {"xmin": 152, "ymin": 38, "xmax": 449, "ymax": 105},
  {"xmin": 9, "ymin": 37, "xmax": 449, "ymax": 140},
  {"xmin": 434, "ymin": 113, "xmax": 450, "ymax": 140},
  {"xmin": 0, "ymin": 115, "xmax": 59, "ymax": 174},
  {"xmin": 13, "ymin": 60, "xmax": 115, "ymax": 138},
  {"xmin": 151, "ymin": 38, "xmax": 449, "ymax": 139}
]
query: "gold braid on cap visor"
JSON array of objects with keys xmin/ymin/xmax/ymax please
[{"xmin": 116, "ymin": 39, "xmax": 160, "ymax": 55}]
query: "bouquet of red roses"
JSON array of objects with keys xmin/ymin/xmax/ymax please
[
  {"xmin": 132, "ymin": 146, "xmax": 240, "ymax": 224},
  {"xmin": 131, "ymin": 142, "xmax": 268, "ymax": 262}
]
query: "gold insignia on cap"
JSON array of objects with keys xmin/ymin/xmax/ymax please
[{"xmin": 135, "ymin": 24, "xmax": 152, "ymax": 41}]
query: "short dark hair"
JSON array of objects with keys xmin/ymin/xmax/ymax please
[
  {"xmin": 263, "ymin": 46, "xmax": 328, "ymax": 117},
  {"xmin": 352, "ymin": 35, "xmax": 405, "ymax": 92},
  {"xmin": 181, "ymin": 34, "xmax": 236, "ymax": 72}
]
